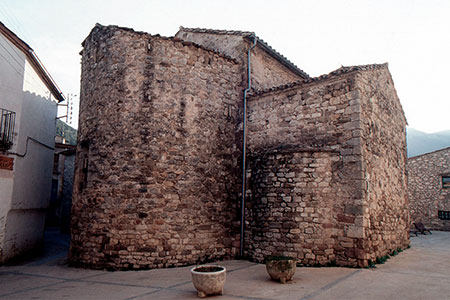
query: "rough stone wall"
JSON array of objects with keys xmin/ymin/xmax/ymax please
[
  {"xmin": 73, "ymin": 24, "xmax": 409, "ymax": 269},
  {"xmin": 247, "ymin": 74, "xmax": 362, "ymax": 154},
  {"xmin": 246, "ymin": 150, "xmax": 341, "ymax": 265},
  {"xmin": 358, "ymin": 67, "xmax": 410, "ymax": 258},
  {"xmin": 408, "ymin": 147, "xmax": 450, "ymax": 231},
  {"xmin": 61, "ymin": 151, "xmax": 75, "ymax": 233},
  {"xmin": 175, "ymin": 31, "xmax": 245, "ymax": 62},
  {"xmin": 246, "ymin": 73, "xmax": 367, "ymax": 266},
  {"xmin": 250, "ymin": 45, "xmax": 302, "ymax": 90},
  {"xmin": 246, "ymin": 66, "xmax": 409, "ymax": 266},
  {"xmin": 175, "ymin": 30, "xmax": 304, "ymax": 90},
  {"xmin": 70, "ymin": 25, "xmax": 243, "ymax": 269}
]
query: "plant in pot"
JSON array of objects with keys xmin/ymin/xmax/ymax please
[
  {"xmin": 265, "ymin": 255, "xmax": 297, "ymax": 284},
  {"xmin": 191, "ymin": 265, "xmax": 226, "ymax": 298}
]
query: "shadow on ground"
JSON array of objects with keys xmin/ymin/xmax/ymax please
[{"xmin": 4, "ymin": 227, "xmax": 70, "ymax": 267}]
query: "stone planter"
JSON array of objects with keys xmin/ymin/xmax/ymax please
[
  {"xmin": 191, "ymin": 265, "xmax": 226, "ymax": 298},
  {"xmin": 265, "ymin": 257, "xmax": 296, "ymax": 283}
]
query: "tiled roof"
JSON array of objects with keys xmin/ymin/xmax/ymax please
[
  {"xmin": 178, "ymin": 27, "xmax": 254, "ymax": 37},
  {"xmin": 178, "ymin": 26, "xmax": 310, "ymax": 79},
  {"xmin": 248, "ymin": 63, "xmax": 389, "ymax": 97}
]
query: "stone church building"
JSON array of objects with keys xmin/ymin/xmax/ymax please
[{"xmin": 70, "ymin": 24, "xmax": 409, "ymax": 270}]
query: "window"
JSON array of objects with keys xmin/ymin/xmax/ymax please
[
  {"xmin": 442, "ymin": 176, "xmax": 450, "ymax": 189},
  {"xmin": 0, "ymin": 108, "xmax": 16, "ymax": 150},
  {"xmin": 438, "ymin": 210, "xmax": 450, "ymax": 220}
]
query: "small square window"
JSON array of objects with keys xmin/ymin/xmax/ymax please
[{"xmin": 442, "ymin": 176, "xmax": 450, "ymax": 189}]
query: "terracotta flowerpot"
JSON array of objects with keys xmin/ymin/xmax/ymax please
[
  {"xmin": 265, "ymin": 258, "xmax": 296, "ymax": 283},
  {"xmin": 191, "ymin": 265, "xmax": 226, "ymax": 298}
]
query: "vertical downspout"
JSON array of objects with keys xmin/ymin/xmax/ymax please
[{"xmin": 240, "ymin": 34, "xmax": 257, "ymax": 257}]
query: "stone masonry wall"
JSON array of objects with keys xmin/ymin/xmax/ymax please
[
  {"xmin": 247, "ymin": 74, "xmax": 360, "ymax": 153},
  {"xmin": 358, "ymin": 67, "xmax": 410, "ymax": 258},
  {"xmin": 61, "ymin": 151, "xmax": 75, "ymax": 233},
  {"xmin": 408, "ymin": 147, "xmax": 450, "ymax": 231},
  {"xmin": 175, "ymin": 30, "xmax": 246, "ymax": 62},
  {"xmin": 250, "ymin": 45, "xmax": 303, "ymax": 90},
  {"xmin": 175, "ymin": 30, "xmax": 305, "ymax": 90},
  {"xmin": 246, "ymin": 65, "xmax": 409, "ymax": 266},
  {"xmin": 72, "ymin": 24, "xmax": 409, "ymax": 269},
  {"xmin": 246, "ymin": 73, "xmax": 367, "ymax": 266},
  {"xmin": 70, "ymin": 25, "xmax": 243, "ymax": 269},
  {"xmin": 246, "ymin": 150, "xmax": 342, "ymax": 266}
]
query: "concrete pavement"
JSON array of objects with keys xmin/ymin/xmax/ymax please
[{"xmin": 0, "ymin": 229, "xmax": 449, "ymax": 299}]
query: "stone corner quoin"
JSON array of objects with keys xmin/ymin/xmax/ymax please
[{"xmin": 70, "ymin": 24, "xmax": 409, "ymax": 270}]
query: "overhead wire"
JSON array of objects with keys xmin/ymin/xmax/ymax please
[
  {"xmin": 0, "ymin": 2, "xmax": 70, "ymax": 119},
  {"xmin": 1, "ymin": 33, "xmax": 50, "ymax": 92},
  {"xmin": 0, "ymin": 1, "xmax": 36, "ymax": 47},
  {"xmin": 0, "ymin": 48, "xmax": 46, "ymax": 94},
  {"xmin": 0, "ymin": 46, "xmax": 24, "ymax": 77},
  {"xmin": 0, "ymin": 2, "xmax": 60, "ymax": 99},
  {"xmin": 0, "ymin": 34, "xmax": 54, "ymax": 97}
]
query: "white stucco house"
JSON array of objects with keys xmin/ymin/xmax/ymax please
[{"xmin": 0, "ymin": 21, "xmax": 64, "ymax": 263}]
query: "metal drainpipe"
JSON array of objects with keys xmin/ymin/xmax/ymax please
[{"xmin": 240, "ymin": 34, "xmax": 257, "ymax": 257}]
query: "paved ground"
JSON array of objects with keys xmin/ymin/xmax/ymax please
[{"xmin": 0, "ymin": 229, "xmax": 449, "ymax": 300}]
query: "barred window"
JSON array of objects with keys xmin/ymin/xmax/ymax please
[{"xmin": 0, "ymin": 108, "xmax": 16, "ymax": 150}]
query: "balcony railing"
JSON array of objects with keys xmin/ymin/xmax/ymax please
[{"xmin": 0, "ymin": 108, "xmax": 16, "ymax": 150}]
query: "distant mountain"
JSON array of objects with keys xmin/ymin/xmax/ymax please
[
  {"xmin": 56, "ymin": 119, "xmax": 77, "ymax": 145},
  {"xmin": 407, "ymin": 128, "xmax": 450, "ymax": 157}
]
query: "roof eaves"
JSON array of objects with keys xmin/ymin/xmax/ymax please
[
  {"xmin": 0, "ymin": 21, "xmax": 64, "ymax": 102},
  {"xmin": 249, "ymin": 63, "xmax": 389, "ymax": 97},
  {"xmin": 244, "ymin": 36, "xmax": 310, "ymax": 79},
  {"xmin": 177, "ymin": 26, "xmax": 254, "ymax": 37},
  {"xmin": 408, "ymin": 146, "xmax": 450, "ymax": 160}
]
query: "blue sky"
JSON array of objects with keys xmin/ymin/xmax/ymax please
[{"xmin": 1, "ymin": 0, "xmax": 449, "ymax": 133}]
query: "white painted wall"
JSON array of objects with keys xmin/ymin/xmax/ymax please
[
  {"xmin": 0, "ymin": 34, "xmax": 25, "ymax": 260},
  {"xmin": 0, "ymin": 33, "xmax": 57, "ymax": 263},
  {"xmin": 0, "ymin": 34, "xmax": 25, "ymax": 153}
]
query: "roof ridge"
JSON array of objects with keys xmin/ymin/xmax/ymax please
[
  {"xmin": 249, "ymin": 63, "xmax": 389, "ymax": 97},
  {"xmin": 178, "ymin": 26, "xmax": 254, "ymax": 37}
]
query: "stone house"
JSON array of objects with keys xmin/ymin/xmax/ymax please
[
  {"xmin": 0, "ymin": 22, "xmax": 64, "ymax": 263},
  {"xmin": 70, "ymin": 24, "xmax": 409, "ymax": 270},
  {"xmin": 408, "ymin": 147, "xmax": 450, "ymax": 231}
]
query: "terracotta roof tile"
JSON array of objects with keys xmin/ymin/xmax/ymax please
[{"xmin": 178, "ymin": 27, "xmax": 255, "ymax": 37}]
